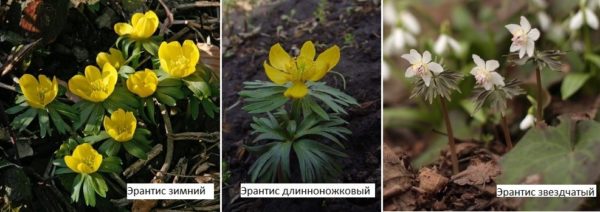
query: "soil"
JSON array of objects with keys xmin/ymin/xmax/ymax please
[
  {"xmin": 222, "ymin": 0, "xmax": 381, "ymax": 211},
  {"xmin": 0, "ymin": 1, "xmax": 220, "ymax": 211}
]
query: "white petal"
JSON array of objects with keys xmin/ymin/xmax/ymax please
[
  {"xmin": 409, "ymin": 49, "xmax": 421, "ymax": 62},
  {"xmin": 383, "ymin": 3, "xmax": 397, "ymax": 25},
  {"xmin": 537, "ymin": 11, "xmax": 551, "ymax": 31},
  {"xmin": 528, "ymin": 28, "xmax": 540, "ymax": 41},
  {"xmin": 404, "ymin": 31, "xmax": 417, "ymax": 46},
  {"xmin": 422, "ymin": 73, "xmax": 432, "ymax": 87},
  {"xmin": 505, "ymin": 24, "xmax": 522, "ymax": 34},
  {"xmin": 391, "ymin": 30, "xmax": 406, "ymax": 50},
  {"xmin": 405, "ymin": 67, "xmax": 416, "ymax": 78},
  {"xmin": 519, "ymin": 47, "xmax": 526, "ymax": 58},
  {"xmin": 520, "ymin": 16, "xmax": 531, "ymax": 32},
  {"xmin": 447, "ymin": 37, "xmax": 462, "ymax": 54},
  {"xmin": 433, "ymin": 35, "xmax": 448, "ymax": 55},
  {"xmin": 483, "ymin": 81, "xmax": 493, "ymax": 90},
  {"xmin": 485, "ymin": 60, "xmax": 500, "ymax": 71},
  {"xmin": 490, "ymin": 72, "xmax": 505, "ymax": 87},
  {"xmin": 400, "ymin": 11, "xmax": 420, "ymax": 34},
  {"xmin": 382, "ymin": 62, "xmax": 390, "ymax": 80},
  {"xmin": 472, "ymin": 54, "xmax": 485, "ymax": 67},
  {"xmin": 570, "ymin": 11, "xmax": 584, "ymax": 31},
  {"xmin": 509, "ymin": 42, "xmax": 520, "ymax": 52},
  {"xmin": 526, "ymin": 40, "xmax": 535, "ymax": 57},
  {"xmin": 428, "ymin": 62, "xmax": 444, "ymax": 74},
  {"xmin": 470, "ymin": 67, "xmax": 479, "ymax": 76},
  {"xmin": 422, "ymin": 51, "xmax": 432, "ymax": 63},
  {"xmin": 519, "ymin": 114, "xmax": 536, "ymax": 130},
  {"xmin": 401, "ymin": 50, "xmax": 419, "ymax": 64},
  {"xmin": 584, "ymin": 9, "xmax": 599, "ymax": 29}
]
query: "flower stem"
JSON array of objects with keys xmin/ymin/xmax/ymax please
[
  {"xmin": 535, "ymin": 67, "xmax": 544, "ymax": 126},
  {"xmin": 440, "ymin": 98, "xmax": 459, "ymax": 174},
  {"xmin": 500, "ymin": 115, "xmax": 513, "ymax": 150}
]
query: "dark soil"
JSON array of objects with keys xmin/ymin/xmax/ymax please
[{"xmin": 222, "ymin": 0, "xmax": 381, "ymax": 211}]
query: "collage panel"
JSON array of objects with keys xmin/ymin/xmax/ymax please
[
  {"xmin": 222, "ymin": 0, "xmax": 381, "ymax": 211},
  {"xmin": 0, "ymin": 0, "xmax": 221, "ymax": 211},
  {"xmin": 384, "ymin": 0, "xmax": 600, "ymax": 211}
]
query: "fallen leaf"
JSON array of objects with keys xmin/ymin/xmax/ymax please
[
  {"xmin": 451, "ymin": 159, "xmax": 500, "ymax": 186},
  {"xmin": 418, "ymin": 167, "xmax": 448, "ymax": 193},
  {"xmin": 197, "ymin": 42, "xmax": 220, "ymax": 77}
]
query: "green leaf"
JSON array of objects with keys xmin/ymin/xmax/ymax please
[
  {"xmin": 158, "ymin": 78, "xmax": 182, "ymax": 87},
  {"xmin": 560, "ymin": 73, "xmax": 590, "ymax": 100},
  {"xmin": 184, "ymin": 78, "xmax": 211, "ymax": 99},
  {"xmin": 156, "ymin": 92, "xmax": 176, "ymax": 106},
  {"xmin": 89, "ymin": 173, "xmax": 108, "ymax": 197},
  {"xmin": 123, "ymin": 141, "xmax": 148, "ymax": 159},
  {"xmin": 11, "ymin": 108, "xmax": 37, "ymax": 132},
  {"xmin": 82, "ymin": 175, "xmax": 97, "ymax": 206},
  {"xmin": 38, "ymin": 109, "xmax": 50, "ymax": 138},
  {"xmin": 585, "ymin": 53, "xmax": 600, "ymax": 69},
  {"xmin": 499, "ymin": 117, "xmax": 600, "ymax": 210},
  {"xmin": 54, "ymin": 167, "xmax": 73, "ymax": 175},
  {"xmin": 48, "ymin": 107, "xmax": 71, "ymax": 134},
  {"xmin": 145, "ymin": 98, "xmax": 156, "ymax": 124},
  {"xmin": 99, "ymin": 156, "xmax": 122, "ymax": 173},
  {"xmin": 71, "ymin": 174, "xmax": 84, "ymax": 203},
  {"xmin": 83, "ymin": 104, "xmax": 104, "ymax": 134},
  {"xmin": 99, "ymin": 139, "xmax": 121, "ymax": 156},
  {"xmin": 5, "ymin": 103, "xmax": 28, "ymax": 115},
  {"xmin": 142, "ymin": 40, "xmax": 158, "ymax": 56},
  {"xmin": 119, "ymin": 65, "xmax": 135, "ymax": 78},
  {"xmin": 84, "ymin": 132, "xmax": 110, "ymax": 144},
  {"xmin": 200, "ymin": 99, "xmax": 218, "ymax": 119}
]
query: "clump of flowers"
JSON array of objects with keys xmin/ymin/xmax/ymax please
[
  {"xmin": 7, "ymin": 10, "xmax": 219, "ymax": 206},
  {"xmin": 239, "ymin": 41, "xmax": 357, "ymax": 183}
]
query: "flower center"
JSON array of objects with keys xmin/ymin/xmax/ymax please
[
  {"xmin": 81, "ymin": 154, "xmax": 96, "ymax": 169},
  {"xmin": 413, "ymin": 63, "xmax": 429, "ymax": 76},
  {"xmin": 90, "ymin": 79, "xmax": 108, "ymax": 93},
  {"xmin": 37, "ymin": 86, "xmax": 49, "ymax": 103},
  {"xmin": 511, "ymin": 30, "xmax": 527, "ymax": 46},
  {"xmin": 474, "ymin": 69, "xmax": 490, "ymax": 85}
]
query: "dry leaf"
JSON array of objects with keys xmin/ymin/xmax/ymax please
[
  {"xmin": 417, "ymin": 167, "xmax": 448, "ymax": 193},
  {"xmin": 197, "ymin": 42, "xmax": 220, "ymax": 77},
  {"xmin": 451, "ymin": 160, "xmax": 501, "ymax": 186}
]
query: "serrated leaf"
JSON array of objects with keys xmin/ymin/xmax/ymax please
[{"xmin": 499, "ymin": 117, "xmax": 600, "ymax": 210}]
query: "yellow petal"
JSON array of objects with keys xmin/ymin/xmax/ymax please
[
  {"xmin": 182, "ymin": 40, "xmax": 200, "ymax": 67},
  {"xmin": 114, "ymin": 23, "xmax": 133, "ymax": 36},
  {"xmin": 96, "ymin": 52, "xmax": 111, "ymax": 70},
  {"xmin": 284, "ymin": 82, "xmax": 309, "ymax": 99},
  {"xmin": 85, "ymin": 65, "xmax": 102, "ymax": 82},
  {"xmin": 299, "ymin": 41, "xmax": 316, "ymax": 61},
  {"xmin": 108, "ymin": 48, "xmax": 125, "ymax": 67},
  {"xmin": 102, "ymin": 64, "xmax": 118, "ymax": 97},
  {"xmin": 64, "ymin": 155, "xmax": 80, "ymax": 173},
  {"xmin": 92, "ymin": 153, "xmax": 103, "ymax": 171},
  {"xmin": 19, "ymin": 74, "xmax": 43, "ymax": 108},
  {"xmin": 131, "ymin": 12, "xmax": 144, "ymax": 26},
  {"xmin": 310, "ymin": 45, "xmax": 340, "ymax": 81},
  {"xmin": 264, "ymin": 62, "xmax": 289, "ymax": 84},
  {"xmin": 269, "ymin": 43, "xmax": 293, "ymax": 70}
]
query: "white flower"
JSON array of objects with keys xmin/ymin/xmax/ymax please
[
  {"xmin": 433, "ymin": 34, "xmax": 462, "ymax": 55},
  {"xmin": 537, "ymin": 11, "xmax": 552, "ymax": 31},
  {"xmin": 383, "ymin": 3, "xmax": 420, "ymax": 34},
  {"xmin": 569, "ymin": 8, "xmax": 599, "ymax": 30},
  {"xmin": 383, "ymin": 2, "xmax": 397, "ymax": 26},
  {"xmin": 401, "ymin": 49, "xmax": 444, "ymax": 87},
  {"xmin": 383, "ymin": 28, "xmax": 416, "ymax": 55},
  {"xmin": 470, "ymin": 54, "xmax": 505, "ymax": 90},
  {"xmin": 400, "ymin": 11, "xmax": 420, "ymax": 34},
  {"xmin": 505, "ymin": 16, "xmax": 540, "ymax": 58},
  {"xmin": 519, "ymin": 114, "xmax": 536, "ymax": 130},
  {"xmin": 382, "ymin": 61, "xmax": 390, "ymax": 81}
]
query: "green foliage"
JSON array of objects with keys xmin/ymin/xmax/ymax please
[
  {"xmin": 499, "ymin": 117, "xmax": 600, "ymax": 210},
  {"xmin": 472, "ymin": 79, "xmax": 524, "ymax": 115},
  {"xmin": 561, "ymin": 72, "xmax": 591, "ymax": 100},
  {"xmin": 410, "ymin": 70, "xmax": 463, "ymax": 104},
  {"xmin": 7, "ymin": 94, "xmax": 77, "ymax": 138},
  {"xmin": 245, "ymin": 110, "xmax": 349, "ymax": 183}
]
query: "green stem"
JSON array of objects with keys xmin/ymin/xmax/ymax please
[{"xmin": 440, "ymin": 98, "xmax": 459, "ymax": 174}]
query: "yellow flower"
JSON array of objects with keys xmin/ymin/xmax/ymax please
[
  {"xmin": 264, "ymin": 41, "xmax": 340, "ymax": 99},
  {"xmin": 68, "ymin": 64, "xmax": 118, "ymax": 102},
  {"xmin": 126, "ymin": 69, "xmax": 158, "ymax": 98},
  {"xmin": 103, "ymin": 108, "xmax": 136, "ymax": 142},
  {"xmin": 97, "ymin": 48, "xmax": 125, "ymax": 69},
  {"xmin": 114, "ymin": 11, "xmax": 159, "ymax": 40},
  {"xmin": 158, "ymin": 40, "xmax": 199, "ymax": 78},
  {"xmin": 18, "ymin": 74, "xmax": 58, "ymax": 109},
  {"xmin": 64, "ymin": 143, "xmax": 102, "ymax": 174}
]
